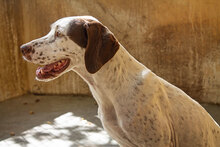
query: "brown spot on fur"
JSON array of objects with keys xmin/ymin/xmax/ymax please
[
  {"xmin": 32, "ymin": 49, "xmax": 35, "ymax": 53},
  {"xmin": 49, "ymin": 39, "xmax": 55, "ymax": 43},
  {"xmin": 114, "ymin": 67, "xmax": 117, "ymax": 72},
  {"xmin": 125, "ymin": 114, "xmax": 130, "ymax": 118},
  {"xmin": 181, "ymin": 116, "xmax": 184, "ymax": 120},
  {"xmin": 137, "ymin": 80, "xmax": 143, "ymax": 85},
  {"xmin": 149, "ymin": 119, "xmax": 153, "ymax": 125},
  {"xmin": 151, "ymin": 126, "xmax": 156, "ymax": 131},
  {"xmin": 67, "ymin": 19, "xmax": 87, "ymax": 48},
  {"xmin": 212, "ymin": 129, "xmax": 216, "ymax": 134}
]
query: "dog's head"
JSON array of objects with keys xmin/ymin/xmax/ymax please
[{"xmin": 20, "ymin": 16, "xmax": 119, "ymax": 82}]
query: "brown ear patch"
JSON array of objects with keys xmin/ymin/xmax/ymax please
[
  {"xmin": 67, "ymin": 19, "xmax": 87, "ymax": 48},
  {"xmin": 84, "ymin": 21, "xmax": 119, "ymax": 74}
]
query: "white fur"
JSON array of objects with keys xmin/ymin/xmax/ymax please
[{"xmin": 23, "ymin": 16, "xmax": 220, "ymax": 147}]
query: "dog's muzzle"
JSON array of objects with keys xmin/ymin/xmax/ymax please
[{"xmin": 20, "ymin": 44, "xmax": 33, "ymax": 61}]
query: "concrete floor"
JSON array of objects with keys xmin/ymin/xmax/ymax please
[{"xmin": 0, "ymin": 95, "xmax": 219, "ymax": 147}]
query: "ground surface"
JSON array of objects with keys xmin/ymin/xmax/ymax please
[{"xmin": 0, "ymin": 95, "xmax": 219, "ymax": 147}]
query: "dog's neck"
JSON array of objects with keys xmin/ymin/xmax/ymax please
[
  {"xmin": 93, "ymin": 45, "xmax": 147, "ymax": 88},
  {"xmin": 73, "ymin": 45, "xmax": 150, "ymax": 105}
]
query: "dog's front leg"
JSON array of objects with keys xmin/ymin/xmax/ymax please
[{"xmin": 102, "ymin": 120, "xmax": 137, "ymax": 147}]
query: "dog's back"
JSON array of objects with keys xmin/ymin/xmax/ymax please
[{"xmin": 158, "ymin": 77, "xmax": 220, "ymax": 147}]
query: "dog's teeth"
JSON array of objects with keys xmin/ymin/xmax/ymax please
[
  {"xmin": 40, "ymin": 69, "xmax": 44, "ymax": 74},
  {"xmin": 58, "ymin": 62, "xmax": 61, "ymax": 66}
]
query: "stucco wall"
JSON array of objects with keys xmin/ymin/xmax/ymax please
[
  {"xmin": 1, "ymin": 0, "xmax": 220, "ymax": 103},
  {"xmin": 0, "ymin": 0, "xmax": 28, "ymax": 101}
]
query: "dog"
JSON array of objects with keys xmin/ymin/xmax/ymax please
[{"xmin": 21, "ymin": 16, "xmax": 220, "ymax": 147}]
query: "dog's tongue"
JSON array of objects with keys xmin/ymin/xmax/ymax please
[
  {"xmin": 36, "ymin": 62, "xmax": 56, "ymax": 74},
  {"xmin": 36, "ymin": 59, "xmax": 68, "ymax": 78}
]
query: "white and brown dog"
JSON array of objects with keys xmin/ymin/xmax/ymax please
[{"xmin": 21, "ymin": 16, "xmax": 220, "ymax": 147}]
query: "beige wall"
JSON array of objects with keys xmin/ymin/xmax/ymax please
[
  {"xmin": 0, "ymin": 0, "xmax": 28, "ymax": 101},
  {"xmin": 1, "ymin": 0, "xmax": 220, "ymax": 103}
]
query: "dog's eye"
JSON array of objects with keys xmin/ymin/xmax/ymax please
[{"xmin": 55, "ymin": 31, "xmax": 62, "ymax": 37}]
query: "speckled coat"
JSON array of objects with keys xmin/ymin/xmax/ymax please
[{"xmin": 81, "ymin": 46, "xmax": 220, "ymax": 147}]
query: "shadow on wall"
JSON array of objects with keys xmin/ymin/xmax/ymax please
[{"xmin": 143, "ymin": 21, "xmax": 220, "ymax": 103}]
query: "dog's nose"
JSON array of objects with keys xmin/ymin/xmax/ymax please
[{"xmin": 20, "ymin": 44, "xmax": 32, "ymax": 55}]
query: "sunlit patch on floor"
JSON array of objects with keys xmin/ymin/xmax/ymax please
[{"xmin": 0, "ymin": 112, "xmax": 118, "ymax": 147}]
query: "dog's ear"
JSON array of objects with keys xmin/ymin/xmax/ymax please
[{"xmin": 84, "ymin": 21, "xmax": 119, "ymax": 74}]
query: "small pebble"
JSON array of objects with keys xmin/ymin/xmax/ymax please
[
  {"xmin": 29, "ymin": 111, "xmax": 34, "ymax": 115},
  {"xmin": 23, "ymin": 102, "xmax": 28, "ymax": 105},
  {"xmin": 46, "ymin": 121, "xmax": 52, "ymax": 124},
  {"xmin": 10, "ymin": 132, "xmax": 15, "ymax": 136},
  {"xmin": 35, "ymin": 99, "xmax": 40, "ymax": 103}
]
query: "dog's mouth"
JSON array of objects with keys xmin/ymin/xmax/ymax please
[{"xmin": 36, "ymin": 58, "xmax": 70, "ymax": 79}]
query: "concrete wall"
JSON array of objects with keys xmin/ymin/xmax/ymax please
[
  {"xmin": 0, "ymin": 0, "xmax": 28, "ymax": 101},
  {"xmin": 1, "ymin": 0, "xmax": 220, "ymax": 103}
]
